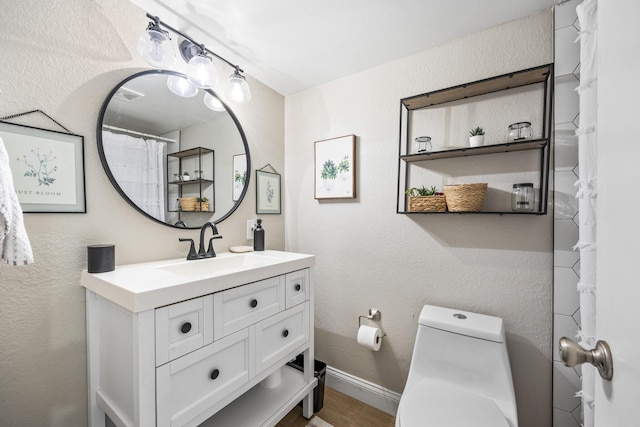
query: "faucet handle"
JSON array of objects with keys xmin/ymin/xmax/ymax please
[
  {"xmin": 179, "ymin": 238, "xmax": 198, "ymax": 260},
  {"xmin": 206, "ymin": 235, "xmax": 223, "ymax": 257}
]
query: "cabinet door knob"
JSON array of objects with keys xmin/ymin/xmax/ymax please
[
  {"xmin": 250, "ymin": 299, "xmax": 258, "ymax": 308},
  {"xmin": 282, "ymin": 329, "xmax": 289, "ymax": 338},
  {"xmin": 180, "ymin": 322, "xmax": 192, "ymax": 334},
  {"xmin": 210, "ymin": 369, "xmax": 220, "ymax": 380},
  {"xmin": 294, "ymin": 283, "xmax": 301, "ymax": 291}
]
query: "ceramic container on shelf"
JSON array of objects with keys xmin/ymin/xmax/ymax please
[{"xmin": 469, "ymin": 135, "xmax": 485, "ymax": 147}]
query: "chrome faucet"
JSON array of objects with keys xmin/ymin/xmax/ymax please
[{"xmin": 178, "ymin": 222, "xmax": 223, "ymax": 260}]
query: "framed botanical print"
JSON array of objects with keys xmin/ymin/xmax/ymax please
[
  {"xmin": 0, "ymin": 121, "xmax": 86, "ymax": 213},
  {"xmin": 314, "ymin": 134, "xmax": 356, "ymax": 199},
  {"xmin": 256, "ymin": 169, "xmax": 281, "ymax": 214},
  {"xmin": 232, "ymin": 153, "xmax": 247, "ymax": 201}
]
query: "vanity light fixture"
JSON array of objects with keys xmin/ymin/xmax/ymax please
[
  {"xmin": 226, "ymin": 67, "xmax": 252, "ymax": 104},
  {"xmin": 186, "ymin": 48, "xmax": 218, "ymax": 89},
  {"xmin": 139, "ymin": 14, "xmax": 251, "ymax": 104},
  {"xmin": 137, "ymin": 17, "xmax": 177, "ymax": 69},
  {"xmin": 166, "ymin": 75, "xmax": 198, "ymax": 98},
  {"xmin": 203, "ymin": 92, "xmax": 226, "ymax": 112}
]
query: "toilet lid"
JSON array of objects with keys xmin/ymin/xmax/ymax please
[{"xmin": 398, "ymin": 380, "xmax": 509, "ymax": 427}]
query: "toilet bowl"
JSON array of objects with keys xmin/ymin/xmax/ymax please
[{"xmin": 396, "ymin": 305, "xmax": 518, "ymax": 427}]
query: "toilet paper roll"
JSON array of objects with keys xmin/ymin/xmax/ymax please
[{"xmin": 357, "ymin": 325, "xmax": 383, "ymax": 351}]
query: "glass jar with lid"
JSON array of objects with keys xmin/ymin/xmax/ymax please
[
  {"xmin": 506, "ymin": 122, "xmax": 533, "ymax": 142},
  {"xmin": 511, "ymin": 183, "xmax": 535, "ymax": 212},
  {"xmin": 414, "ymin": 136, "xmax": 432, "ymax": 153}
]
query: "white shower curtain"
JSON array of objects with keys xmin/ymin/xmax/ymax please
[
  {"xmin": 575, "ymin": 1, "xmax": 597, "ymax": 426},
  {"xmin": 102, "ymin": 131, "xmax": 166, "ymax": 222}
]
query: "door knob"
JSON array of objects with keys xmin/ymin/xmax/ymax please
[{"xmin": 559, "ymin": 337, "xmax": 613, "ymax": 381}]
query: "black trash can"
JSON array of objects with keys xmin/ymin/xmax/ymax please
[{"xmin": 287, "ymin": 354, "xmax": 326, "ymax": 413}]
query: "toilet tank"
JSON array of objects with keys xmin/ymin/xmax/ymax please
[{"xmin": 407, "ymin": 305, "xmax": 516, "ymax": 415}]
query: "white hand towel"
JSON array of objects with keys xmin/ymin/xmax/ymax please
[{"xmin": 0, "ymin": 136, "xmax": 34, "ymax": 265}]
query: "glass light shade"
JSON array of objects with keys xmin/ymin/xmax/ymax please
[
  {"xmin": 186, "ymin": 53, "xmax": 218, "ymax": 89},
  {"xmin": 203, "ymin": 92, "xmax": 226, "ymax": 112},
  {"xmin": 226, "ymin": 72, "xmax": 251, "ymax": 104},
  {"xmin": 167, "ymin": 75, "xmax": 198, "ymax": 98},
  {"xmin": 136, "ymin": 28, "xmax": 177, "ymax": 69}
]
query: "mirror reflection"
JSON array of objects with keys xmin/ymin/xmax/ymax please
[{"xmin": 97, "ymin": 70, "xmax": 250, "ymax": 229}]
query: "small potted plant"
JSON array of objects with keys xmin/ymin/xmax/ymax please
[
  {"xmin": 405, "ymin": 186, "xmax": 446, "ymax": 212},
  {"xmin": 182, "ymin": 171, "xmax": 191, "ymax": 181},
  {"xmin": 469, "ymin": 127, "xmax": 485, "ymax": 147},
  {"xmin": 196, "ymin": 197, "xmax": 209, "ymax": 212}
]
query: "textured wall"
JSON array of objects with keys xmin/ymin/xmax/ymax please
[
  {"xmin": 0, "ymin": 1, "xmax": 284, "ymax": 425},
  {"xmin": 284, "ymin": 10, "xmax": 554, "ymax": 427}
]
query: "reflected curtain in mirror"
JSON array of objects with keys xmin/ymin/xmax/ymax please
[{"xmin": 102, "ymin": 131, "xmax": 165, "ymax": 221}]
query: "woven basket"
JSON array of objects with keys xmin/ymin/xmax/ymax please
[
  {"xmin": 443, "ymin": 183, "xmax": 488, "ymax": 212},
  {"xmin": 195, "ymin": 202, "xmax": 210, "ymax": 212},
  {"xmin": 179, "ymin": 197, "xmax": 197, "ymax": 211},
  {"xmin": 407, "ymin": 195, "xmax": 447, "ymax": 212}
]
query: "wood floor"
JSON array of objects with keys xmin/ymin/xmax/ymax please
[{"xmin": 276, "ymin": 386, "xmax": 396, "ymax": 427}]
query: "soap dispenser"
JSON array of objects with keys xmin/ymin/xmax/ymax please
[{"xmin": 253, "ymin": 219, "xmax": 265, "ymax": 251}]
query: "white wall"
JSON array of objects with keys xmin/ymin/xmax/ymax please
[
  {"xmin": 0, "ymin": 1, "xmax": 284, "ymax": 425},
  {"xmin": 284, "ymin": 10, "xmax": 554, "ymax": 427}
]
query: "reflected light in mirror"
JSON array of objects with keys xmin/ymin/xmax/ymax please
[
  {"xmin": 203, "ymin": 92, "xmax": 226, "ymax": 112},
  {"xmin": 167, "ymin": 75, "xmax": 198, "ymax": 98}
]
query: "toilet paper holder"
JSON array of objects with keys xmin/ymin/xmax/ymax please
[{"xmin": 359, "ymin": 308, "xmax": 387, "ymax": 339}]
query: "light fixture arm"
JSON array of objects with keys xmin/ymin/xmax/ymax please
[{"xmin": 145, "ymin": 13, "xmax": 243, "ymax": 73}]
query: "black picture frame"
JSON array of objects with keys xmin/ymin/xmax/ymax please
[
  {"xmin": 0, "ymin": 121, "xmax": 86, "ymax": 213},
  {"xmin": 256, "ymin": 169, "xmax": 281, "ymax": 214}
]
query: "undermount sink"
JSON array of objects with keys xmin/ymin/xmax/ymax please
[{"xmin": 156, "ymin": 253, "xmax": 281, "ymax": 277}]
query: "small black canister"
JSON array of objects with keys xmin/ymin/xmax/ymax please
[
  {"xmin": 253, "ymin": 219, "xmax": 265, "ymax": 251},
  {"xmin": 87, "ymin": 244, "xmax": 115, "ymax": 273}
]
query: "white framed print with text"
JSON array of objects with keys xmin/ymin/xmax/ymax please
[{"xmin": 0, "ymin": 121, "xmax": 86, "ymax": 213}]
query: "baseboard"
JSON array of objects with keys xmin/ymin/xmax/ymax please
[{"xmin": 324, "ymin": 366, "xmax": 400, "ymax": 417}]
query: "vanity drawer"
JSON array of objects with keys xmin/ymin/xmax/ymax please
[
  {"xmin": 255, "ymin": 302, "xmax": 309, "ymax": 372},
  {"xmin": 285, "ymin": 269, "xmax": 310, "ymax": 309},
  {"xmin": 213, "ymin": 276, "xmax": 285, "ymax": 340},
  {"xmin": 156, "ymin": 328, "xmax": 253, "ymax": 427},
  {"xmin": 155, "ymin": 296, "xmax": 214, "ymax": 366}
]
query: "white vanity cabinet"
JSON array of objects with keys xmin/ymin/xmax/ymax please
[{"xmin": 82, "ymin": 251, "xmax": 315, "ymax": 427}]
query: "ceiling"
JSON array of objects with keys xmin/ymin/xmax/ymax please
[{"xmin": 128, "ymin": 0, "xmax": 560, "ymax": 96}]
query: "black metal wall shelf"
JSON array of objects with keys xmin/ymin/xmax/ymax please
[
  {"xmin": 397, "ymin": 64, "xmax": 553, "ymax": 216},
  {"xmin": 167, "ymin": 146, "xmax": 215, "ymax": 214}
]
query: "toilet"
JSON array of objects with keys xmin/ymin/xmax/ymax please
[{"xmin": 396, "ymin": 305, "xmax": 518, "ymax": 427}]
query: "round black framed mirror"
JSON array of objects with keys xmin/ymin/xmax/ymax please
[{"xmin": 97, "ymin": 70, "xmax": 250, "ymax": 229}]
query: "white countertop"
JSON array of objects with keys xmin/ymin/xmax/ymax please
[{"xmin": 81, "ymin": 250, "xmax": 315, "ymax": 312}]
